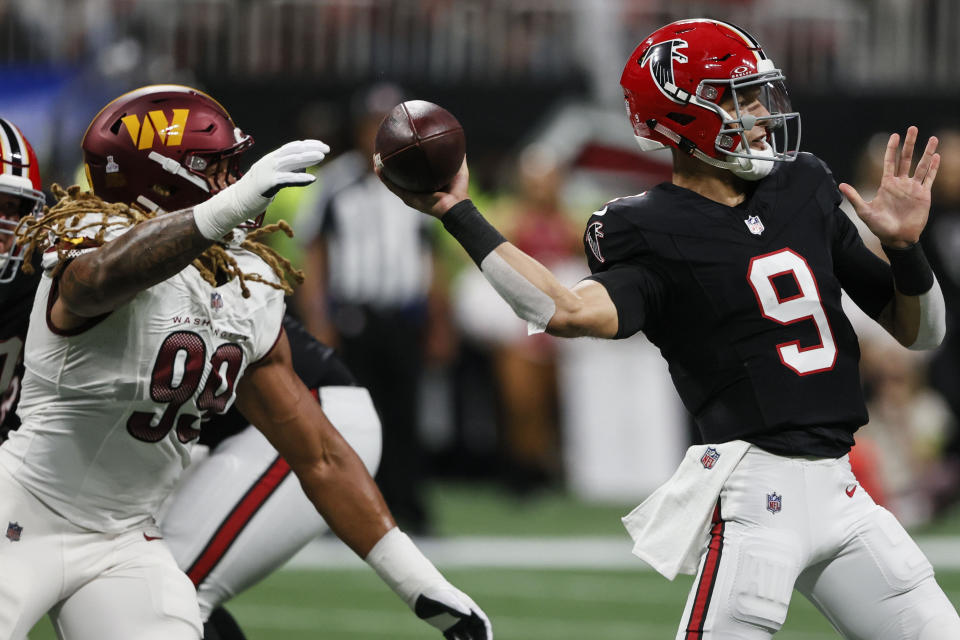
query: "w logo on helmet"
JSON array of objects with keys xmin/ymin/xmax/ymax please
[
  {"xmin": 639, "ymin": 39, "xmax": 691, "ymax": 104},
  {"xmin": 121, "ymin": 109, "xmax": 190, "ymax": 150}
]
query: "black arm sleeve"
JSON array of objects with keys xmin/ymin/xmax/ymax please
[
  {"xmin": 831, "ymin": 208, "xmax": 895, "ymax": 319},
  {"xmin": 581, "ymin": 202, "xmax": 669, "ymax": 339},
  {"xmin": 282, "ymin": 314, "xmax": 357, "ymax": 388},
  {"xmin": 585, "ymin": 262, "xmax": 666, "ymax": 339}
]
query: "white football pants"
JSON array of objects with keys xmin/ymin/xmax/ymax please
[
  {"xmin": 677, "ymin": 447, "xmax": 960, "ymax": 639},
  {"xmin": 160, "ymin": 386, "xmax": 382, "ymax": 621},
  {"xmin": 0, "ymin": 464, "xmax": 201, "ymax": 640}
]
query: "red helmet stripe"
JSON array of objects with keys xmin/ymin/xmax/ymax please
[
  {"xmin": 0, "ymin": 119, "xmax": 24, "ymax": 177},
  {"xmin": 0, "ymin": 125, "xmax": 8, "ymax": 176}
]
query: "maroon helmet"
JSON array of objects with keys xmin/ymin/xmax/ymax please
[
  {"xmin": 0, "ymin": 117, "xmax": 44, "ymax": 283},
  {"xmin": 82, "ymin": 84, "xmax": 254, "ymax": 214}
]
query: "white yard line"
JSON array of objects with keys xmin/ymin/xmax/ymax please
[{"xmin": 286, "ymin": 535, "xmax": 960, "ymax": 571}]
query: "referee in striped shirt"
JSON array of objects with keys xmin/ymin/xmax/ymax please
[{"xmin": 296, "ymin": 84, "xmax": 445, "ymax": 534}]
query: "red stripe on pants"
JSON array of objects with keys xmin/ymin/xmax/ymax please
[
  {"xmin": 187, "ymin": 456, "xmax": 292, "ymax": 587},
  {"xmin": 685, "ymin": 501, "xmax": 725, "ymax": 639}
]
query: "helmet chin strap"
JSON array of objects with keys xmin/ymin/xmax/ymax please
[
  {"xmin": 728, "ymin": 141, "xmax": 775, "ymax": 181},
  {"xmin": 638, "ymin": 121, "xmax": 774, "ymax": 181}
]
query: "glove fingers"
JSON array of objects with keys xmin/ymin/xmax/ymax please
[
  {"xmin": 275, "ymin": 151, "xmax": 328, "ymax": 171},
  {"xmin": 260, "ymin": 173, "xmax": 316, "ymax": 198},
  {"xmin": 442, "ymin": 614, "xmax": 489, "ymax": 640},
  {"xmin": 274, "ymin": 139, "xmax": 330, "ymax": 156},
  {"xmin": 275, "ymin": 172, "xmax": 317, "ymax": 186}
]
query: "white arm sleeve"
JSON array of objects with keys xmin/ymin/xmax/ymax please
[
  {"xmin": 478, "ymin": 251, "xmax": 557, "ymax": 335},
  {"xmin": 908, "ymin": 276, "xmax": 946, "ymax": 351}
]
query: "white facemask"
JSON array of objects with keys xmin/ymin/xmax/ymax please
[{"xmin": 728, "ymin": 139, "xmax": 776, "ymax": 181}]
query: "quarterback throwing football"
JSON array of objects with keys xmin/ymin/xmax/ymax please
[{"xmin": 379, "ymin": 19, "xmax": 960, "ymax": 640}]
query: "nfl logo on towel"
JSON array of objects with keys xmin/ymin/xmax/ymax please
[
  {"xmin": 210, "ymin": 292, "xmax": 224, "ymax": 311},
  {"xmin": 700, "ymin": 447, "xmax": 720, "ymax": 469},
  {"xmin": 6, "ymin": 521, "xmax": 22, "ymax": 542},
  {"xmin": 744, "ymin": 215, "xmax": 765, "ymax": 236},
  {"xmin": 766, "ymin": 492, "xmax": 782, "ymax": 514}
]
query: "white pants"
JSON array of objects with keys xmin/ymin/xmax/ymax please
[
  {"xmin": 160, "ymin": 386, "xmax": 382, "ymax": 621},
  {"xmin": 677, "ymin": 448, "xmax": 960, "ymax": 639},
  {"xmin": 0, "ymin": 465, "xmax": 201, "ymax": 640}
]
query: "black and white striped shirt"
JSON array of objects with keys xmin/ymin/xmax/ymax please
[{"xmin": 297, "ymin": 151, "xmax": 434, "ymax": 308}]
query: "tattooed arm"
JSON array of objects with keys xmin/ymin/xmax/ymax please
[
  {"xmin": 50, "ymin": 210, "xmax": 212, "ymax": 331},
  {"xmin": 49, "ymin": 139, "xmax": 331, "ymax": 332}
]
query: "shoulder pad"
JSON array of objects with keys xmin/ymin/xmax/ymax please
[
  {"xmin": 777, "ymin": 153, "xmax": 842, "ymax": 212},
  {"xmin": 582, "ymin": 193, "xmax": 653, "ymax": 273},
  {"xmin": 795, "ymin": 152, "xmax": 834, "ymax": 177}
]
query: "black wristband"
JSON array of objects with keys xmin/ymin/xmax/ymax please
[
  {"xmin": 883, "ymin": 242, "xmax": 935, "ymax": 296},
  {"xmin": 440, "ymin": 199, "xmax": 506, "ymax": 267}
]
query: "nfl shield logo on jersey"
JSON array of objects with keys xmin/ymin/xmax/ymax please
[
  {"xmin": 210, "ymin": 292, "xmax": 224, "ymax": 311},
  {"xmin": 766, "ymin": 492, "xmax": 782, "ymax": 514},
  {"xmin": 6, "ymin": 521, "xmax": 22, "ymax": 542},
  {"xmin": 700, "ymin": 447, "xmax": 720, "ymax": 469},
  {"xmin": 744, "ymin": 215, "xmax": 765, "ymax": 236}
]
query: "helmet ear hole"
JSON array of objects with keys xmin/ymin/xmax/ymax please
[{"xmin": 666, "ymin": 112, "xmax": 696, "ymax": 126}]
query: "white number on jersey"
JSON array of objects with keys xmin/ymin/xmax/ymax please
[
  {"xmin": 747, "ymin": 248, "xmax": 837, "ymax": 375},
  {"xmin": 0, "ymin": 336, "xmax": 23, "ymax": 395}
]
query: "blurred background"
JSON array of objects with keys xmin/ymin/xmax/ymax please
[{"xmin": 5, "ymin": 0, "xmax": 960, "ymax": 637}]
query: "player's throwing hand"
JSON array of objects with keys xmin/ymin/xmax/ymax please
[
  {"xmin": 839, "ymin": 126, "xmax": 941, "ymax": 248},
  {"xmin": 375, "ymin": 157, "xmax": 470, "ymax": 219}
]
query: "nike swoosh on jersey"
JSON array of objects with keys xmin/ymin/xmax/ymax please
[
  {"xmin": 143, "ymin": 533, "xmax": 164, "ymax": 541},
  {"xmin": 845, "ymin": 484, "xmax": 857, "ymax": 497}
]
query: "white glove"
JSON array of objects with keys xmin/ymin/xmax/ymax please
[
  {"xmin": 414, "ymin": 583, "xmax": 492, "ymax": 640},
  {"xmin": 192, "ymin": 139, "xmax": 330, "ymax": 240},
  {"xmin": 365, "ymin": 528, "xmax": 493, "ymax": 640}
]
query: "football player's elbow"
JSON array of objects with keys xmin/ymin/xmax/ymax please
[{"xmin": 547, "ymin": 306, "xmax": 617, "ymax": 338}]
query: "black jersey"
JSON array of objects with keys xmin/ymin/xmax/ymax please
[
  {"xmin": 584, "ymin": 153, "xmax": 896, "ymax": 457},
  {"xmin": 198, "ymin": 313, "xmax": 357, "ymax": 449},
  {"xmin": 0, "ymin": 263, "xmax": 41, "ymax": 435}
]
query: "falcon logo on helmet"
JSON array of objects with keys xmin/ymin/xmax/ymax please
[
  {"xmin": 621, "ymin": 19, "xmax": 801, "ymax": 181},
  {"xmin": 0, "ymin": 117, "xmax": 45, "ymax": 284},
  {"xmin": 639, "ymin": 38, "xmax": 691, "ymax": 104},
  {"xmin": 82, "ymin": 85, "xmax": 257, "ymax": 220}
]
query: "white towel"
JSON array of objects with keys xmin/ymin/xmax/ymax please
[{"xmin": 622, "ymin": 440, "xmax": 750, "ymax": 580}]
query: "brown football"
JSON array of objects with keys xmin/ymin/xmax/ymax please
[{"xmin": 374, "ymin": 100, "xmax": 466, "ymax": 193}]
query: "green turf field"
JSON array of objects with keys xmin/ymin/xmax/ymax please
[
  {"xmin": 25, "ymin": 483, "xmax": 960, "ymax": 638},
  {"xmin": 27, "ymin": 567, "xmax": 960, "ymax": 639}
]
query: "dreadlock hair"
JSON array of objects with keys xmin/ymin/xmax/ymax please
[{"xmin": 16, "ymin": 184, "xmax": 304, "ymax": 297}]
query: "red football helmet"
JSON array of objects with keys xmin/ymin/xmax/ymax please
[
  {"xmin": 82, "ymin": 85, "xmax": 254, "ymax": 215},
  {"xmin": 0, "ymin": 117, "xmax": 44, "ymax": 283},
  {"xmin": 621, "ymin": 19, "xmax": 800, "ymax": 176}
]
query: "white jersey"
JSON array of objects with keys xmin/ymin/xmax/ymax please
[{"xmin": 0, "ymin": 228, "xmax": 284, "ymax": 533}]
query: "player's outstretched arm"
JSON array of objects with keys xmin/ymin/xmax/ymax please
[
  {"xmin": 235, "ymin": 332, "xmax": 492, "ymax": 640},
  {"xmin": 376, "ymin": 158, "xmax": 619, "ymax": 339},
  {"xmin": 839, "ymin": 127, "xmax": 945, "ymax": 349},
  {"xmin": 51, "ymin": 140, "xmax": 329, "ymax": 331}
]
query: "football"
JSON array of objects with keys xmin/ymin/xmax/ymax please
[{"xmin": 373, "ymin": 100, "xmax": 466, "ymax": 193}]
